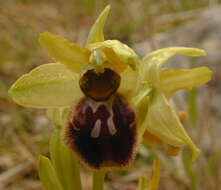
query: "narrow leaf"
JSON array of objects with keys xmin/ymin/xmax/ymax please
[
  {"xmin": 38, "ymin": 155, "xmax": 63, "ymax": 190},
  {"xmin": 50, "ymin": 129, "xmax": 82, "ymax": 190}
]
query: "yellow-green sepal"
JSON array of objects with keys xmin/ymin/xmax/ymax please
[
  {"xmin": 50, "ymin": 128, "xmax": 82, "ymax": 190},
  {"xmin": 39, "ymin": 32, "xmax": 90, "ymax": 72},
  {"xmin": 38, "ymin": 155, "xmax": 63, "ymax": 190},
  {"xmin": 86, "ymin": 5, "xmax": 111, "ymax": 47},
  {"xmin": 159, "ymin": 67, "xmax": 212, "ymax": 99},
  {"xmin": 8, "ymin": 63, "xmax": 83, "ymax": 108},
  {"xmin": 144, "ymin": 90, "xmax": 200, "ymax": 161}
]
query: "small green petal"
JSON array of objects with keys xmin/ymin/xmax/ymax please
[
  {"xmin": 39, "ymin": 32, "xmax": 90, "ymax": 72},
  {"xmin": 159, "ymin": 67, "xmax": 212, "ymax": 98},
  {"xmin": 9, "ymin": 63, "xmax": 83, "ymax": 108},
  {"xmin": 86, "ymin": 5, "xmax": 111, "ymax": 47},
  {"xmin": 144, "ymin": 90, "xmax": 200, "ymax": 161},
  {"xmin": 88, "ymin": 40, "xmax": 139, "ymax": 72},
  {"xmin": 38, "ymin": 155, "xmax": 63, "ymax": 190},
  {"xmin": 141, "ymin": 47, "xmax": 206, "ymax": 84}
]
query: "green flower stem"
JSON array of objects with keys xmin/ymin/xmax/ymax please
[
  {"xmin": 188, "ymin": 60, "xmax": 197, "ymax": 126},
  {"xmin": 188, "ymin": 87, "xmax": 197, "ymax": 126},
  {"xmin": 138, "ymin": 176, "xmax": 149, "ymax": 190},
  {"xmin": 92, "ymin": 169, "xmax": 107, "ymax": 190}
]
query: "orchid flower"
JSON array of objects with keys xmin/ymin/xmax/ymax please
[{"xmin": 9, "ymin": 4, "xmax": 211, "ymax": 177}]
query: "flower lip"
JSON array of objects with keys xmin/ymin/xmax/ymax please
[
  {"xmin": 79, "ymin": 68, "xmax": 121, "ymax": 101},
  {"xmin": 65, "ymin": 93, "xmax": 137, "ymax": 169}
]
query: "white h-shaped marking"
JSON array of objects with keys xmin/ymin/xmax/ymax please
[{"xmin": 85, "ymin": 98, "xmax": 117, "ymax": 138}]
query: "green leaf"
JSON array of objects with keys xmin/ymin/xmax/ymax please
[
  {"xmin": 9, "ymin": 63, "xmax": 83, "ymax": 108},
  {"xmin": 86, "ymin": 5, "xmax": 111, "ymax": 47},
  {"xmin": 159, "ymin": 67, "xmax": 212, "ymax": 98},
  {"xmin": 39, "ymin": 32, "xmax": 90, "ymax": 72},
  {"xmin": 38, "ymin": 155, "xmax": 63, "ymax": 190},
  {"xmin": 50, "ymin": 129, "xmax": 82, "ymax": 190}
]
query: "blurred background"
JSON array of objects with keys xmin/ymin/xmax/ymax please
[{"xmin": 0, "ymin": 0, "xmax": 220, "ymax": 189}]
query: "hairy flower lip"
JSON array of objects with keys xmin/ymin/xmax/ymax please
[{"xmin": 65, "ymin": 94, "xmax": 137, "ymax": 169}]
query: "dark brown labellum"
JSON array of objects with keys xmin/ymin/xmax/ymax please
[
  {"xmin": 79, "ymin": 68, "xmax": 121, "ymax": 101},
  {"xmin": 65, "ymin": 94, "xmax": 137, "ymax": 169}
]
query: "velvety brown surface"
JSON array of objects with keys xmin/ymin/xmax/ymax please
[{"xmin": 65, "ymin": 94, "xmax": 137, "ymax": 169}]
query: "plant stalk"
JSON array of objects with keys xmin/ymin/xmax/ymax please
[{"xmin": 92, "ymin": 169, "xmax": 107, "ymax": 190}]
